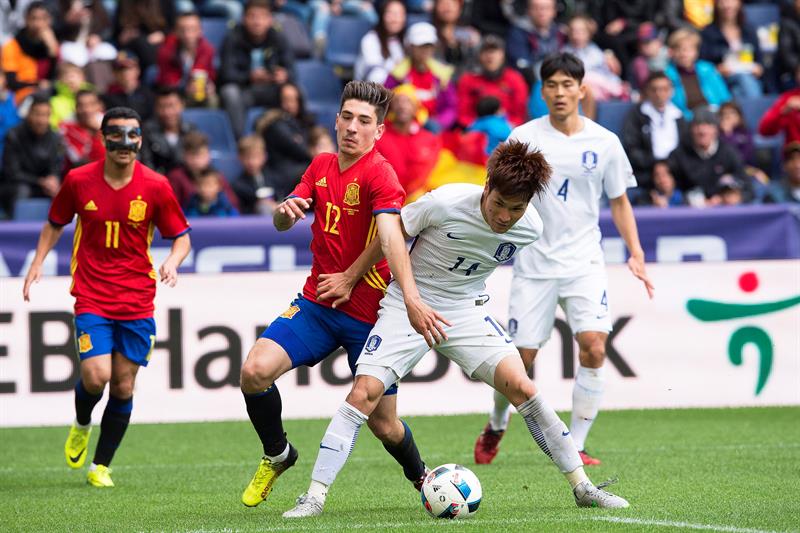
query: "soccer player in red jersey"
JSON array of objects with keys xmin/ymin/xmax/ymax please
[
  {"xmin": 22, "ymin": 107, "xmax": 191, "ymax": 488},
  {"xmin": 239, "ymin": 81, "xmax": 449, "ymax": 509}
]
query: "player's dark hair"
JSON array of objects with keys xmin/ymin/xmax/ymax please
[
  {"xmin": 339, "ymin": 80, "xmax": 393, "ymax": 124},
  {"xmin": 486, "ymin": 140, "xmax": 551, "ymax": 203},
  {"xmin": 101, "ymin": 107, "xmax": 142, "ymax": 130},
  {"xmin": 540, "ymin": 52, "xmax": 585, "ymax": 83},
  {"xmin": 645, "ymin": 70, "xmax": 670, "ymax": 87}
]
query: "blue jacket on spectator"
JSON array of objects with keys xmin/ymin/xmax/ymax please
[
  {"xmin": 0, "ymin": 90, "xmax": 20, "ymax": 164},
  {"xmin": 467, "ymin": 114, "xmax": 513, "ymax": 155},
  {"xmin": 185, "ymin": 191, "xmax": 239, "ymax": 217},
  {"xmin": 665, "ymin": 60, "xmax": 731, "ymax": 119}
]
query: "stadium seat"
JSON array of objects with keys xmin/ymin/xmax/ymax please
[
  {"xmin": 212, "ymin": 154, "xmax": 243, "ymax": 182},
  {"xmin": 308, "ymin": 101, "xmax": 339, "ymax": 140},
  {"xmin": 201, "ymin": 17, "xmax": 232, "ymax": 52},
  {"xmin": 275, "ymin": 12, "xmax": 313, "ymax": 59},
  {"xmin": 324, "ymin": 16, "xmax": 373, "ymax": 68},
  {"xmin": 406, "ymin": 13, "xmax": 431, "ymax": 27},
  {"xmin": 743, "ymin": 3, "xmax": 780, "ymax": 32},
  {"xmin": 595, "ymin": 101, "xmax": 634, "ymax": 137},
  {"xmin": 738, "ymin": 95, "xmax": 784, "ymax": 176},
  {"xmin": 183, "ymin": 109, "xmax": 238, "ymax": 155},
  {"xmin": 244, "ymin": 106, "xmax": 266, "ymax": 135},
  {"xmin": 13, "ymin": 198, "xmax": 51, "ymax": 221},
  {"xmin": 295, "ymin": 60, "xmax": 342, "ymax": 106}
]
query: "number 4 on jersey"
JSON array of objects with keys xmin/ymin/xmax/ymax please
[{"xmin": 557, "ymin": 179, "xmax": 569, "ymax": 201}]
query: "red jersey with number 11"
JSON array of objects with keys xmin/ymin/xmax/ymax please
[
  {"xmin": 48, "ymin": 160, "xmax": 190, "ymax": 320},
  {"xmin": 290, "ymin": 148, "xmax": 405, "ymax": 324}
]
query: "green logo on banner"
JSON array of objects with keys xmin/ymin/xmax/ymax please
[{"xmin": 686, "ymin": 271, "xmax": 800, "ymax": 395}]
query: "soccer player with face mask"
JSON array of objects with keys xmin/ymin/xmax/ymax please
[{"xmin": 23, "ymin": 107, "xmax": 191, "ymax": 488}]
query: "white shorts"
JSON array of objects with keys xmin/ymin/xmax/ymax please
[
  {"xmin": 355, "ymin": 296, "xmax": 518, "ymax": 388},
  {"xmin": 508, "ymin": 268, "xmax": 612, "ymax": 349}
]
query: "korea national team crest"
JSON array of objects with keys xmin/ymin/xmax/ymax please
[
  {"xmin": 344, "ymin": 183, "xmax": 360, "ymax": 206},
  {"xmin": 494, "ymin": 242, "xmax": 517, "ymax": 262},
  {"xmin": 581, "ymin": 150, "xmax": 598, "ymax": 173},
  {"xmin": 128, "ymin": 195, "xmax": 147, "ymax": 222},
  {"xmin": 365, "ymin": 334, "xmax": 382, "ymax": 352}
]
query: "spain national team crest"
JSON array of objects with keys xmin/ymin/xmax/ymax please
[
  {"xmin": 78, "ymin": 333, "xmax": 93, "ymax": 354},
  {"xmin": 494, "ymin": 242, "xmax": 517, "ymax": 262},
  {"xmin": 344, "ymin": 183, "xmax": 360, "ymax": 206},
  {"xmin": 128, "ymin": 195, "xmax": 147, "ymax": 222},
  {"xmin": 365, "ymin": 335, "xmax": 382, "ymax": 352},
  {"xmin": 581, "ymin": 150, "xmax": 598, "ymax": 172},
  {"xmin": 280, "ymin": 305, "xmax": 301, "ymax": 319}
]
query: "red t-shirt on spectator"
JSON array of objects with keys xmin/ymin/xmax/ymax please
[
  {"xmin": 758, "ymin": 89, "xmax": 800, "ymax": 147},
  {"xmin": 457, "ymin": 67, "xmax": 529, "ymax": 127},
  {"xmin": 376, "ymin": 121, "xmax": 442, "ymax": 194}
]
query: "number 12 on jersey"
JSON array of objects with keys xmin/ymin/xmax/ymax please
[{"xmin": 557, "ymin": 179, "xmax": 569, "ymax": 201}]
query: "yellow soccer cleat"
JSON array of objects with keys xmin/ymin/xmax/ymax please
[
  {"xmin": 241, "ymin": 444, "xmax": 298, "ymax": 507},
  {"xmin": 87, "ymin": 464, "xmax": 114, "ymax": 488},
  {"xmin": 64, "ymin": 423, "xmax": 91, "ymax": 469}
]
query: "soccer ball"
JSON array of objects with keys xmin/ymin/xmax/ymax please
[{"xmin": 420, "ymin": 463, "xmax": 482, "ymax": 519}]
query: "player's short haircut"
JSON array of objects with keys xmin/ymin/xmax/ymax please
[
  {"xmin": 540, "ymin": 52, "xmax": 585, "ymax": 84},
  {"xmin": 182, "ymin": 130, "xmax": 210, "ymax": 153},
  {"xmin": 340, "ymin": 80, "xmax": 393, "ymax": 124},
  {"xmin": 238, "ymin": 134, "xmax": 265, "ymax": 154},
  {"xmin": 244, "ymin": 0, "xmax": 271, "ymax": 14},
  {"xmin": 101, "ymin": 107, "xmax": 141, "ymax": 130},
  {"xmin": 645, "ymin": 70, "xmax": 671, "ymax": 87},
  {"xmin": 486, "ymin": 140, "xmax": 551, "ymax": 203}
]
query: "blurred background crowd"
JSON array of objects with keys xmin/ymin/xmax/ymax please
[{"xmin": 0, "ymin": 0, "xmax": 798, "ymax": 221}]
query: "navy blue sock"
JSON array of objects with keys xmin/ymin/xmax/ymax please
[
  {"xmin": 243, "ymin": 385, "xmax": 287, "ymax": 456},
  {"xmin": 74, "ymin": 380, "xmax": 103, "ymax": 426},
  {"xmin": 93, "ymin": 395, "xmax": 132, "ymax": 467},
  {"xmin": 383, "ymin": 420, "xmax": 426, "ymax": 482}
]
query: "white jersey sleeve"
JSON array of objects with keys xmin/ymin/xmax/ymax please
[
  {"xmin": 602, "ymin": 135, "xmax": 637, "ymax": 200},
  {"xmin": 400, "ymin": 188, "xmax": 447, "ymax": 237}
]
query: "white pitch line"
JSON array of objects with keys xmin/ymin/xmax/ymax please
[{"xmin": 590, "ymin": 516, "xmax": 793, "ymax": 533}]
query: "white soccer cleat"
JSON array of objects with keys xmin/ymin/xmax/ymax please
[
  {"xmin": 282, "ymin": 493, "xmax": 325, "ymax": 518},
  {"xmin": 573, "ymin": 480, "xmax": 630, "ymax": 509}
]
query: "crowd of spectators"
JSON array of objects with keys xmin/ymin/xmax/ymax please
[{"xmin": 1, "ymin": 0, "xmax": 799, "ymax": 221}]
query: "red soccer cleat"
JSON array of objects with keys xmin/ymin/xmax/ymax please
[
  {"xmin": 474, "ymin": 424, "xmax": 505, "ymax": 464},
  {"xmin": 579, "ymin": 450, "xmax": 602, "ymax": 466}
]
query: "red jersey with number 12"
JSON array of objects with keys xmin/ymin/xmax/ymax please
[
  {"xmin": 290, "ymin": 148, "xmax": 405, "ymax": 324},
  {"xmin": 48, "ymin": 160, "xmax": 190, "ymax": 320}
]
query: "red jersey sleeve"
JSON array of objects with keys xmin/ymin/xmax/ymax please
[
  {"xmin": 289, "ymin": 156, "xmax": 319, "ymax": 200},
  {"xmin": 48, "ymin": 172, "xmax": 77, "ymax": 227},
  {"xmin": 155, "ymin": 180, "xmax": 191, "ymax": 238},
  {"xmin": 369, "ymin": 160, "xmax": 405, "ymax": 214}
]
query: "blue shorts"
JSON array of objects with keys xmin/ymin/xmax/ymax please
[
  {"xmin": 74, "ymin": 313, "xmax": 156, "ymax": 367},
  {"xmin": 261, "ymin": 296, "xmax": 398, "ymax": 394}
]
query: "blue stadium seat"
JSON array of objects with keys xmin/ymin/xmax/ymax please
[
  {"xmin": 406, "ymin": 13, "xmax": 431, "ymax": 27},
  {"xmin": 308, "ymin": 101, "xmax": 340, "ymax": 141},
  {"xmin": 295, "ymin": 60, "xmax": 342, "ymax": 106},
  {"xmin": 201, "ymin": 17, "xmax": 232, "ymax": 52},
  {"xmin": 212, "ymin": 154, "xmax": 243, "ymax": 182},
  {"xmin": 244, "ymin": 107, "xmax": 266, "ymax": 135},
  {"xmin": 738, "ymin": 95, "xmax": 784, "ymax": 176},
  {"xmin": 743, "ymin": 3, "xmax": 780, "ymax": 32},
  {"xmin": 13, "ymin": 198, "xmax": 51, "ymax": 221},
  {"xmin": 324, "ymin": 16, "xmax": 373, "ymax": 68},
  {"xmin": 595, "ymin": 101, "xmax": 634, "ymax": 137},
  {"xmin": 183, "ymin": 109, "xmax": 238, "ymax": 155}
]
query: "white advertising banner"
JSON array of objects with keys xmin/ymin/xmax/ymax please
[{"xmin": 1, "ymin": 260, "xmax": 798, "ymax": 427}]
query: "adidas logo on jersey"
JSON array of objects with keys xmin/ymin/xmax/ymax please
[
  {"xmin": 315, "ymin": 177, "xmax": 327, "ymax": 187},
  {"xmin": 84, "ymin": 200, "xmax": 98, "ymax": 211}
]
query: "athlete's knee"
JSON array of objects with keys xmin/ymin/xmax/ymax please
[
  {"xmin": 580, "ymin": 337, "xmax": 606, "ymax": 367},
  {"xmin": 346, "ymin": 378, "xmax": 382, "ymax": 414},
  {"xmin": 240, "ymin": 344, "xmax": 285, "ymax": 392},
  {"xmin": 506, "ymin": 376, "xmax": 537, "ymax": 406},
  {"xmin": 109, "ymin": 373, "xmax": 135, "ymax": 398},
  {"xmin": 81, "ymin": 363, "xmax": 110, "ymax": 393}
]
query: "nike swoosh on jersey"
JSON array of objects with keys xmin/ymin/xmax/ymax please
[{"xmin": 446, "ymin": 232, "xmax": 464, "ymax": 240}]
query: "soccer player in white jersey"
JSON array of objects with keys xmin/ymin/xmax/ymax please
[
  {"xmin": 475, "ymin": 52, "xmax": 655, "ymax": 467},
  {"xmin": 283, "ymin": 140, "xmax": 630, "ymax": 518}
]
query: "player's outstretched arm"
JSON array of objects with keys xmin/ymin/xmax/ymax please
[
  {"xmin": 23, "ymin": 222, "xmax": 65, "ymax": 301},
  {"xmin": 159, "ymin": 233, "xmax": 191, "ymax": 287},
  {"xmin": 317, "ymin": 237, "xmax": 384, "ymax": 308},
  {"xmin": 609, "ymin": 194, "xmax": 655, "ymax": 299},
  {"xmin": 375, "ymin": 213, "xmax": 451, "ymax": 347},
  {"xmin": 273, "ymin": 197, "xmax": 313, "ymax": 231}
]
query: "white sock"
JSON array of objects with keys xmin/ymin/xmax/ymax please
[
  {"xmin": 307, "ymin": 479, "xmax": 328, "ymax": 501},
  {"xmin": 265, "ymin": 443, "xmax": 290, "ymax": 463},
  {"xmin": 489, "ymin": 389, "xmax": 511, "ymax": 432},
  {"xmin": 311, "ymin": 402, "xmax": 368, "ymax": 487},
  {"xmin": 516, "ymin": 393, "xmax": 583, "ymax": 474},
  {"xmin": 74, "ymin": 419, "xmax": 90, "ymax": 430},
  {"xmin": 570, "ymin": 365, "xmax": 605, "ymax": 451}
]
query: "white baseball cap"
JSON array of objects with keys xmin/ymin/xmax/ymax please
[{"xmin": 405, "ymin": 22, "xmax": 437, "ymax": 47}]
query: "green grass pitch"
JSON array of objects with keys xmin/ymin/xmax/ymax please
[{"xmin": 2, "ymin": 407, "xmax": 799, "ymax": 532}]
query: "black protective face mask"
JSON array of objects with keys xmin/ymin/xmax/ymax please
[{"xmin": 102, "ymin": 125, "xmax": 141, "ymax": 153}]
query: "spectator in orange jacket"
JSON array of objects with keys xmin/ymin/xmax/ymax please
[{"xmin": 457, "ymin": 35, "xmax": 528, "ymax": 128}]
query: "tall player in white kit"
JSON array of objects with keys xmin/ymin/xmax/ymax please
[
  {"xmin": 283, "ymin": 141, "xmax": 630, "ymax": 518},
  {"xmin": 475, "ymin": 53, "xmax": 655, "ymax": 467}
]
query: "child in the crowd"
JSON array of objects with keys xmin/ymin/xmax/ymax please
[
  {"xmin": 719, "ymin": 101, "xmax": 770, "ymax": 197},
  {"xmin": 713, "ymin": 174, "xmax": 744, "ymax": 206},
  {"xmin": 0, "ymin": 71, "xmax": 21, "ymax": 162},
  {"xmin": 466, "ymin": 95, "xmax": 512, "ymax": 155},
  {"xmin": 49, "ymin": 62, "xmax": 92, "ymax": 128},
  {"xmin": 630, "ymin": 23, "xmax": 669, "ymax": 92},
  {"xmin": 167, "ymin": 131, "xmax": 240, "ymax": 210},
  {"xmin": 185, "ymin": 168, "xmax": 239, "ymax": 217},
  {"xmin": 231, "ymin": 134, "xmax": 278, "ymax": 215},
  {"xmin": 563, "ymin": 14, "xmax": 628, "ymax": 101},
  {"xmin": 308, "ymin": 125, "xmax": 335, "ymax": 157},
  {"xmin": 649, "ymin": 160, "xmax": 684, "ymax": 208}
]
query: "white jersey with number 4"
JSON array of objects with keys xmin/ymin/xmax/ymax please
[
  {"xmin": 508, "ymin": 116, "xmax": 636, "ymax": 279},
  {"xmin": 385, "ymin": 183, "xmax": 544, "ymax": 308}
]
